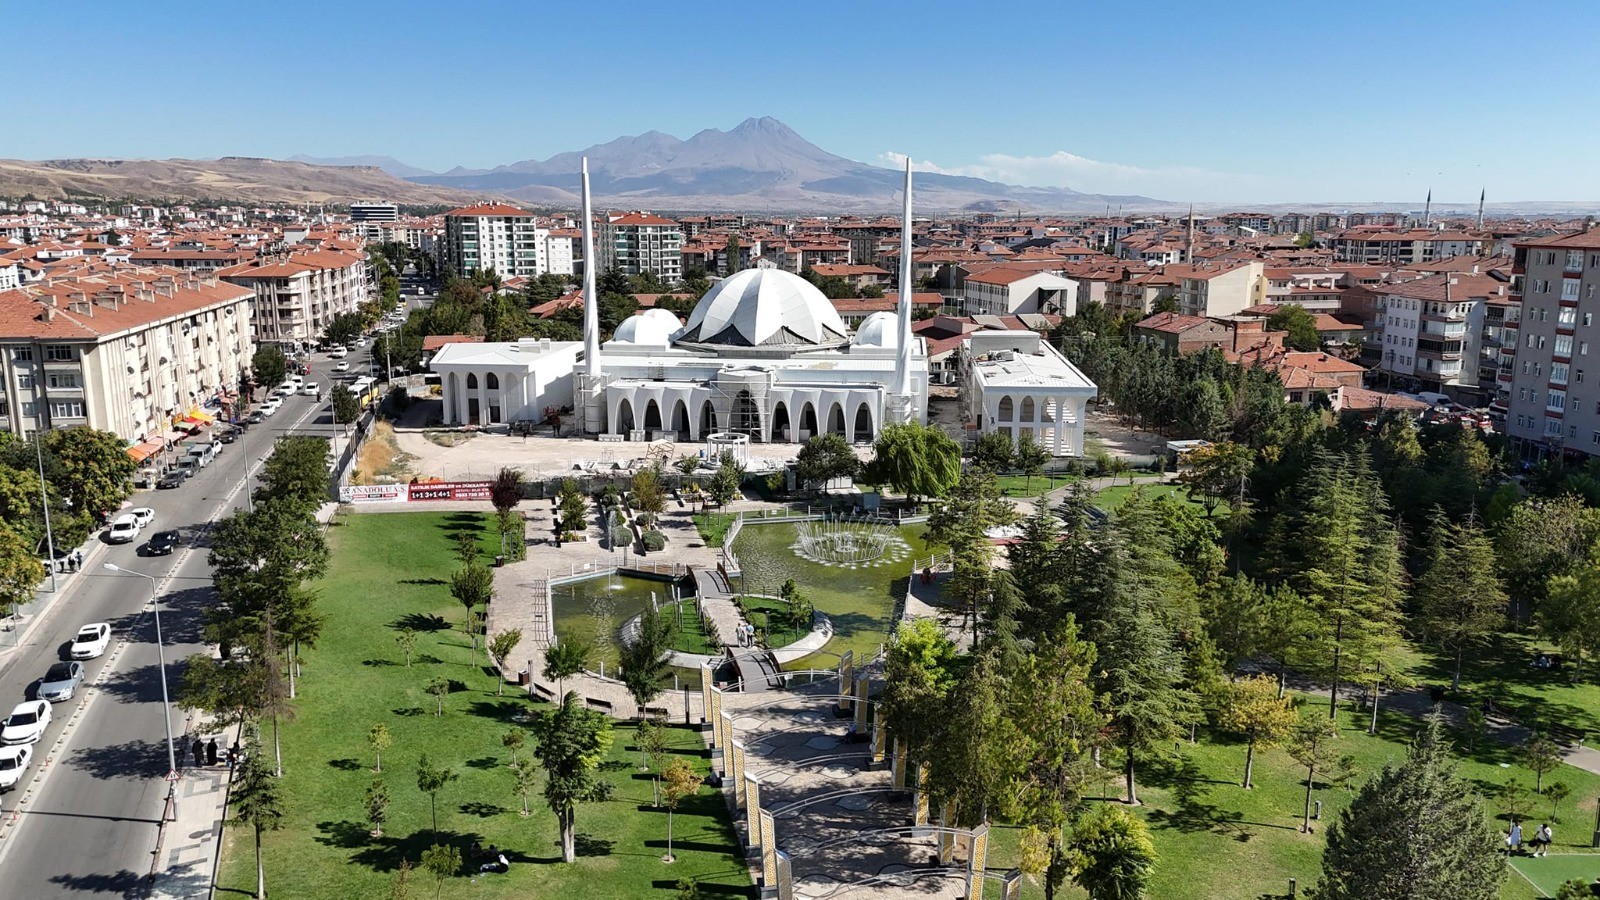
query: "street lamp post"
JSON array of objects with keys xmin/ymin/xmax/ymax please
[{"xmin": 103, "ymin": 563, "xmax": 179, "ymax": 822}]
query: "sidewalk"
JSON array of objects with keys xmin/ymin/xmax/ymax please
[{"xmin": 147, "ymin": 718, "xmax": 238, "ymax": 900}]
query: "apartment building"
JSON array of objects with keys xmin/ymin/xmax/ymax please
[
  {"xmin": 0, "ymin": 265, "xmax": 254, "ymax": 447},
  {"xmin": 961, "ymin": 268, "xmax": 1078, "ymax": 316},
  {"xmin": 1333, "ymin": 227, "xmax": 1489, "ymax": 265},
  {"xmin": 442, "ymin": 203, "xmax": 547, "ymax": 279},
  {"xmin": 349, "ymin": 202, "xmax": 399, "ymax": 243},
  {"xmin": 598, "ymin": 212, "xmax": 682, "ymax": 281},
  {"xmin": 1171, "ymin": 261, "xmax": 1267, "ymax": 318},
  {"xmin": 1505, "ymin": 228, "xmax": 1600, "ymax": 458},
  {"xmin": 1371, "ymin": 274, "xmax": 1515, "ymax": 401},
  {"xmin": 219, "ymin": 248, "xmax": 369, "ymax": 347}
]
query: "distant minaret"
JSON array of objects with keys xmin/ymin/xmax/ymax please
[
  {"xmin": 1423, "ymin": 189, "xmax": 1432, "ymax": 228},
  {"xmin": 1185, "ymin": 204, "xmax": 1195, "ymax": 264},
  {"xmin": 1477, "ymin": 188, "xmax": 1486, "ymax": 230},
  {"xmin": 894, "ymin": 158, "xmax": 915, "ymax": 402},
  {"xmin": 580, "ymin": 157, "xmax": 600, "ymax": 377}
]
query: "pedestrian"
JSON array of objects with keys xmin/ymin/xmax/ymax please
[
  {"xmin": 207, "ymin": 738, "xmax": 219, "ymax": 767},
  {"xmin": 192, "ymin": 738, "xmax": 205, "ymax": 768},
  {"xmin": 1533, "ymin": 823, "xmax": 1553, "ymax": 857},
  {"xmin": 1506, "ymin": 820, "xmax": 1523, "ymax": 855}
]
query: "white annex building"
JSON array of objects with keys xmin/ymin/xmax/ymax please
[{"xmin": 430, "ymin": 159, "xmax": 1095, "ymax": 456}]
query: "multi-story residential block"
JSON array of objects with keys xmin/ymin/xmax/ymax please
[
  {"xmin": 1171, "ymin": 261, "xmax": 1267, "ymax": 318},
  {"xmin": 1505, "ymin": 228, "xmax": 1600, "ymax": 458},
  {"xmin": 349, "ymin": 202, "xmax": 399, "ymax": 243},
  {"xmin": 598, "ymin": 212, "xmax": 682, "ymax": 281},
  {"xmin": 0, "ymin": 265, "xmax": 254, "ymax": 451},
  {"xmin": 1333, "ymin": 227, "xmax": 1488, "ymax": 265},
  {"xmin": 1371, "ymin": 274, "xmax": 1514, "ymax": 401},
  {"xmin": 442, "ymin": 203, "xmax": 546, "ymax": 279},
  {"xmin": 961, "ymin": 267, "xmax": 1078, "ymax": 316},
  {"xmin": 219, "ymin": 248, "xmax": 369, "ymax": 347}
]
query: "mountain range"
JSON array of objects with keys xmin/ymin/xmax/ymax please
[
  {"xmin": 406, "ymin": 117, "xmax": 1172, "ymax": 213},
  {"xmin": 0, "ymin": 157, "xmax": 477, "ymax": 206},
  {"xmin": 287, "ymin": 154, "xmax": 436, "ymax": 179}
]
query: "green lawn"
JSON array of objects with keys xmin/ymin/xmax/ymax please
[
  {"xmin": 995, "ymin": 473, "xmax": 1080, "ymax": 498},
  {"xmin": 218, "ymin": 511, "xmax": 750, "ymax": 899},
  {"xmin": 1093, "ymin": 481, "xmax": 1201, "ymax": 512},
  {"xmin": 980, "ymin": 702, "xmax": 1599, "ymax": 900},
  {"xmin": 735, "ymin": 596, "xmax": 809, "ymax": 649},
  {"xmin": 1402, "ymin": 629, "xmax": 1600, "ymax": 741},
  {"xmin": 692, "ymin": 512, "xmax": 736, "ymax": 547},
  {"xmin": 661, "ymin": 600, "xmax": 720, "ymax": 655},
  {"xmin": 1507, "ymin": 852, "xmax": 1600, "ymax": 897}
]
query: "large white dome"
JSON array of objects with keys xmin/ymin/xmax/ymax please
[
  {"xmin": 853, "ymin": 311, "xmax": 899, "ymax": 349},
  {"xmin": 676, "ymin": 269, "xmax": 849, "ymax": 350},
  {"xmin": 609, "ymin": 308, "xmax": 681, "ymax": 346}
]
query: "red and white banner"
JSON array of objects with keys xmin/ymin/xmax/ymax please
[{"xmin": 407, "ymin": 480, "xmax": 493, "ymax": 502}]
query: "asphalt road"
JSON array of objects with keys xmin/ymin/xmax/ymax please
[{"xmin": 0, "ymin": 356, "xmax": 341, "ymax": 897}]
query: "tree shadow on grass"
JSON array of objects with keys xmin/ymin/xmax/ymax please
[
  {"xmin": 467, "ymin": 699, "xmax": 537, "ymax": 725},
  {"xmin": 459, "ymin": 801, "xmax": 506, "ymax": 818},
  {"xmin": 648, "ymin": 880, "xmax": 753, "ymax": 897},
  {"xmin": 316, "ymin": 819, "xmax": 372, "ymax": 850},
  {"xmin": 392, "ymin": 706, "xmax": 427, "ymax": 717},
  {"xmin": 328, "ymin": 757, "xmax": 364, "ymax": 771},
  {"xmin": 390, "ymin": 613, "xmax": 448, "ymax": 632},
  {"xmin": 362, "ymin": 658, "xmax": 399, "ymax": 668},
  {"xmin": 348, "ymin": 828, "xmax": 487, "ymax": 874},
  {"xmin": 399, "ymin": 578, "xmax": 447, "ymax": 586},
  {"xmin": 464, "ymin": 756, "xmax": 500, "ymax": 770},
  {"xmin": 1141, "ymin": 755, "xmax": 1255, "ymax": 839},
  {"xmin": 573, "ymin": 833, "xmax": 614, "ymax": 857}
]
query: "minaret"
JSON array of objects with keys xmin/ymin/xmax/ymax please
[
  {"xmin": 581, "ymin": 157, "xmax": 600, "ymax": 376},
  {"xmin": 1185, "ymin": 204, "xmax": 1195, "ymax": 264},
  {"xmin": 1477, "ymin": 188, "xmax": 1486, "ymax": 230},
  {"xmin": 894, "ymin": 158, "xmax": 915, "ymax": 401},
  {"xmin": 1423, "ymin": 188, "xmax": 1432, "ymax": 228}
]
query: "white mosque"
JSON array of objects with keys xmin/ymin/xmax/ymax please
[{"xmin": 430, "ymin": 160, "xmax": 1096, "ymax": 455}]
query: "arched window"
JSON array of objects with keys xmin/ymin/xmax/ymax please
[
  {"xmin": 466, "ymin": 373, "xmax": 479, "ymax": 389},
  {"xmin": 486, "ymin": 372, "xmax": 499, "ymax": 390}
]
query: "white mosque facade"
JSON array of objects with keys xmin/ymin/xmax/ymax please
[{"xmin": 429, "ymin": 159, "xmax": 1096, "ymax": 456}]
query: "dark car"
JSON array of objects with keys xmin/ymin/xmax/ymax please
[
  {"xmin": 245, "ymin": 411, "xmax": 266, "ymax": 424},
  {"xmin": 216, "ymin": 428, "xmax": 237, "ymax": 444},
  {"xmin": 155, "ymin": 472, "xmax": 187, "ymax": 490},
  {"xmin": 145, "ymin": 530, "xmax": 180, "ymax": 556}
]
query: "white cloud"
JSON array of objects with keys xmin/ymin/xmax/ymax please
[{"xmin": 878, "ymin": 150, "xmax": 1251, "ymax": 199}]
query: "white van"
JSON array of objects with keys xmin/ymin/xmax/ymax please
[{"xmin": 185, "ymin": 444, "xmax": 216, "ymax": 468}]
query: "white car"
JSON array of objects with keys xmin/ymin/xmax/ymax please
[
  {"xmin": 1, "ymin": 701, "xmax": 50, "ymax": 745},
  {"xmin": 129, "ymin": 507, "xmax": 155, "ymax": 528},
  {"xmin": 301, "ymin": 383, "xmax": 320, "ymax": 396},
  {"xmin": 260, "ymin": 401, "xmax": 280, "ymax": 417},
  {"xmin": 106, "ymin": 513, "xmax": 140, "ymax": 544},
  {"xmin": 69, "ymin": 622, "xmax": 111, "ymax": 660},
  {"xmin": 0, "ymin": 744, "xmax": 31, "ymax": 790},
  {"xmin": 329, "ymin": 348, "xmax": 348, "ymax": 359},
  {"xmin": 333, "ymin": 361, "xmax": 350, "ymax": 372}
]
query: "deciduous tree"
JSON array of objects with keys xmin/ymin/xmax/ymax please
[
  {"xmin": 867, "ymin": 422, "xmax": 961, "ymax": 501},
  {"xmin": 420, "ymin": 843, "xmax": 460, "ymax": 900},
  {"xmin": 368, "ymin": 723, "xmax": 391, "ymax": 772},
  {"xmin": 0, "ymin": 524, "xmax": 45, "ymax": 618},
  {"xmin": 365, "ymin": 778, "xmax": 390, "ymax": 837},
  {"xmin": 660, "ymin": 756, "xmax": 703, "ymax": 863},
  {"xmin": 619, "ymin": 607, "xmax": 671, "ymax": 718},
  {"xmin": 1067, "ymin": 803, "xmax": 1158, "ymax": 900},
  {"xmin": 1288, "ymin": 716, "xmax": 1340, "ymax": 833},
  {"xmin": 229, "ymin": 738, "xmax": 283, "ymax": 899},
  {"xmin": 534, "ymin": 692, "xmax": 615, "ymax": 863},
  {"xmin": 542, "ymin": 640, "xmax": 588, "ymax": 697},
  {"xmin": 795, "ymin": 433, "xmax": 861, "ymax": 486},
  {"xmin": 1217, "ymin": 675, "xmax": 1298, "ymax": 788},
  {"xmin": 415, "ymin": 754, "xmax": 457, "ymax": 834}
]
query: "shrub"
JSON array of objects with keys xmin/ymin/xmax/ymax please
[
  {"xmin": 636, "ymin": 511, "xmax": 655, "ymax": 528},
  {"xmin": 642, "ymin": 530, "xmax": 665, "ymax": 552},
  {"xmin": 610, "ymin": 525, "xmax": 633, "ymax": 547}
]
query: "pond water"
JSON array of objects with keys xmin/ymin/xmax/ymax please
[
  {"xmin": 731, "ymin": 521, "xmax": 931, "ymax": 664},
  {"xmin": 549, "ymin": 573, "xmax": 702, "ymax": 688}
]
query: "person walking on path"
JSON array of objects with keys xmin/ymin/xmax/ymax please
[
  {"xmin": 1506, "ymin": 820, "xmax": 1523, "ymax": 855},
  {"xmin": 206, "ymin": 738, "xmax": 219, "ymax": 767},
  {"xmin": 192, "ymin": 738, "xmax": 205, "ymax": 769},
  {"xmin": 1531, "ymin": 823, "xmax": 1552, "ymax": 857}
]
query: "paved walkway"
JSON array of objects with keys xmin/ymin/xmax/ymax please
[
  {"xmin": 692, "ymin": 568, "xmax": 746, "ymax": 650},
  {"xmin": 147, "ymin": 717, "xmax": 239, "ymax": 899}
]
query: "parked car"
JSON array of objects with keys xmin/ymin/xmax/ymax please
[
  {"xmin": 245, "ymin": 411, "xmax": 266, "ymax": 425},
  {"xmin": 216, "ymin": 428, "xmax": 238, "ymax": 444},
  {"xmin": 0, "ymin": 744, "xmax": 31, "ymax": 791},
  {"xmin": 329, "ymin": 348, "xmax": 348, "ymax": 359},
  {"xmin": 302, "ymin": 382, "xmax": 320, "ymax": 396},
  {"xmin": 145, "ymin": 530, "xmax": 180, "ymax": 556},
  {"xmin": 69, "ymin": 623, "xmax": 111, "ymax": 660},
  {"xmin": 260, "ymin": 400, "xmax": 280, "ymax": 417},
  {"xmin": 156, "ymin": 471, "xmax": 188, "ymax": 490},
  {"xmin": 1, "ymin": 701, "xmax": 51, "ymax": 745},
  {"xmin": 37, "ymin": 661, "xmax": 84, "ymax": 702},
  {"xmin": 129, "ymin": 507, "xmax": 155, "ymax": 528},
  {"xmin": 105, "ymin": 513, "xmax": 140, "ymax": 544}
]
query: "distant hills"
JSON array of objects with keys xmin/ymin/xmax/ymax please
[
  {"xmin": 287, "ymin": 154, "xmax": 436, "ymax": 179},
  {"xmin": 407, "ymin": 116, "xmax": 1172, "ymax": 214},
  {"xmin": 0, "ymin": 157, "xmax": 478, "ymax": 206}
]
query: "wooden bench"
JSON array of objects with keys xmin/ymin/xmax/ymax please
[
  {"xmin": 584, "ymin": 697, "xmax": 615, "ymax": 713},
  {"xmin": 530, "ymin": 682, "xmax": 556, "ymax": 701},
  {"xmin": 644, "ymin": 706, "xmax": 670, "ymax": 720}
]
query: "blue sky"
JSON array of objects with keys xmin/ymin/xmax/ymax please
[{"xmin": 7, "ymin": 0, "xmax": 1598, "ymax": 203}]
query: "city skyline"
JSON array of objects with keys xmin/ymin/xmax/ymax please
[{"xmin": 6, "ymin": 1, "xmax": 1600, "ymax": 203}]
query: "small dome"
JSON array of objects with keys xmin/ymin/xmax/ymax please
[
  {"xmin": 610, "ymin": 308, "xmax": 682, "ymax": 346},
  {"xmin": 854, "ymin": 311, "xmax": 899, "ymax": 348},
  {"xmin": 677, "ymin": 269, "xmax": 849, "ymax": 350}
]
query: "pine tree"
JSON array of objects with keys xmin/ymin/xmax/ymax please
[
  {"xmin": 1415, "ymin": 511, "xmax": 1507, "ymax": 690},
  {"xmin": 1311, "ymin": 715, "xmax": 1505, "ymax": 900}
]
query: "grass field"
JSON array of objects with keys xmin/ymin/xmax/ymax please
[
  {"xmin": 217, "ymin": 511, "xmax": 750, "ymax": 899},
  {"xmin": 1404, "ymin": 629, "xmax": 1600, "ymax": 740},
  {"xmin": 978, "ymin": 701, "xmax": 1600, "ymax": 900},
  {"xmin": 1093, "ymin": 481, "xmax": 1201, "ymax": 512}
]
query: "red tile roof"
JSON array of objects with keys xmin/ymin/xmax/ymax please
[
  {"xmin": 0, "ymin": 265, "xmax": 253, "ymax": 340},
  {"xmin": 445, "ymin": 203, "xmax": 532, "ymax": 218}
]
